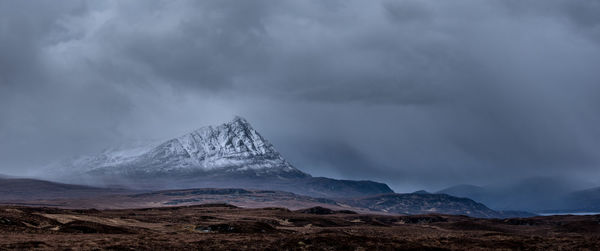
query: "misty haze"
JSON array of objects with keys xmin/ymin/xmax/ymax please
[{"xmin": 1, "ymin": 0, "xmax": 600, "ymax": 250}]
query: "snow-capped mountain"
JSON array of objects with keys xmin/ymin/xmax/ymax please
[
  {"xmin": 48, "ymin": 116, "xmax": 392, "ymax": 198},
  {"xmin": 57, "ymin": 117, "xmax": 308, "ymax": 179}
]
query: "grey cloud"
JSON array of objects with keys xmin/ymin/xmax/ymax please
[
  {"xmin": 1, "ymin": 0, "xmax": 600, "ymax": 192},
  {"xmin": 383, "ymin": 0, "xmax": 433, "ymax": 23}
]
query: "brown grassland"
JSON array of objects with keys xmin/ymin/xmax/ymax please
[{"xmin": 1, "ymin": 204, "xmax": 600, "ymax": 250}]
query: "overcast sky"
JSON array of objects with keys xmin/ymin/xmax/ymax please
[{"xmin": 1, "ymin": 0, "xmax": 600, "ymax": 192}]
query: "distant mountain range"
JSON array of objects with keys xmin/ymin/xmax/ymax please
[
  {"xmin": 563, "ymin": 187, "xmax": 600, "ymax": 212},
  {"xmin": 46, "ymin": 117, "xmax": 392, "ymax": 198},
  {"xmin": 339, "ymin": 193, "xmax": 533, "ymax": 218},
  {"xmin": 438, "ymin": 177, "xmax": 600, "ymax": 213},
  {"xmin": 0, "ymin": 176, "xmax": 530, "ymax": 218},
  {"xmin": 16, "ymin": 116, "xmax": 598, "ymax": 215}
]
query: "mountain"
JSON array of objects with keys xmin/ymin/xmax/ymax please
[
  {"xmin": 48, "ymin": 117, "xmax": 393, "ymax": 198},
  {"xmin": 557, "ymin": 187, "xmax": 600, "ymax": 212},
  {"xmin": 0, "ymin": 175, "xmax": 530, "ymax": 218},
  {"xmin": 56, "ymin": 116, "xmax": 307, "ymax": 179},
  {"xmin": 438, "ymin": 177, "xmax": 582, "ymax": 211},
  {"xmin": 440, "ymin": 181, "xmax": 600, "ymax": 213},
  {"xmin": 411, "ymin": 190, "xmax": 431, "ymax": 194},
  {"xmin": 339, "ymin": 193, "xmax": 533, "ymax": 218},
  {"xmin": 437, "ymin": 184, "xmax": 487, "ymax": 205}
]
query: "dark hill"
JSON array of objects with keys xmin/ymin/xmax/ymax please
[
  {"xmin": 340, "ymin": 193, "xmax": 526, "ymax": 218},
  {"xmin": 0, "ymin": 177, "xmax": 133, "ymax": 201}
]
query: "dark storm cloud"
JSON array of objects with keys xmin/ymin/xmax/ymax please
[{"xmin": 1, "ymin": 0, "xmax": 600, "ymax": 191}]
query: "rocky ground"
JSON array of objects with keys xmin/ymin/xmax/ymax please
[{"xmin": 1, "ymin": 204, "xmax": 599, "ymax": 250}]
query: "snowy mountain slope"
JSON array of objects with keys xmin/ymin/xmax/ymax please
[
  {"xmin": 48, "ymin": 116, "xmax": 392, "ymax": 198},
  {"xmin": 56, "ymin": 117, "xmax": 308, "ymax": 179}
]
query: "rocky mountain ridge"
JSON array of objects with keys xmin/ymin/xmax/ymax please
[
  {"xmin": 58, "ymin": 117, "xmax": 307, "ymax": 179},
  {"xmin": 47, "ymin": 117, "xmax": 392, "ymax": 198}
]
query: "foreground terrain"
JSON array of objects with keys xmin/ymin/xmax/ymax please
[{"xmin": 1, "ymin": 204, "xmax": 599, "ymax": 250}]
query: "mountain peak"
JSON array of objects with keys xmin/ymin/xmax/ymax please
[
  {"xmin": 183, "ymin": 116, "xmax": 274, "ymax": 158},
  {"xmin": 58, "ymin": 116, "xmax": 310, "ymax": 179},
  {"xmin": 46, "ymin": 116, "xmax": 399, "ymax": 198},
  {"xmin": 189, "ymin": 116, "xmax": 256, "ymax": 140},
  {"xmin": 231, "ymin": 115, "xmax": 250, "ymax": 125}
]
